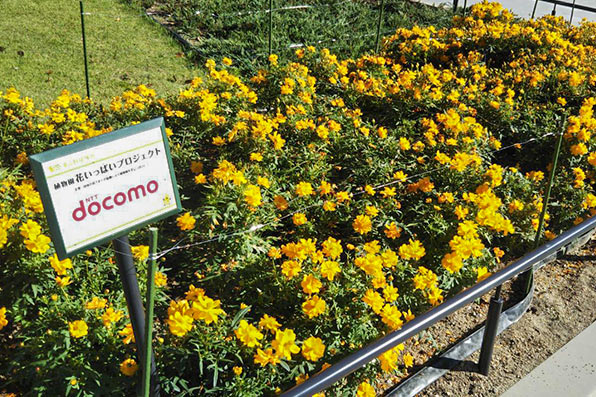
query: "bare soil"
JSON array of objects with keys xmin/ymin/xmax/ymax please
[{"xmin": 389, "ymin": 239, "xmax": 596, "ymax": 397}]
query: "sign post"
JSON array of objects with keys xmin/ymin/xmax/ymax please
[{"xmin": 30, "ymin": 117, "xmax": 181, "ymax": 396}]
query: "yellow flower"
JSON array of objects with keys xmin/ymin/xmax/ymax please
[
  {"xmin": 24, "ymin": 233, "xmax": 51, "ymax": 253},
  {"xmin": 302, "ymin": 295, "xmax": 326, "ymax": 318},
  {"xmin": 274, "ymin": 195, "xmax": 289, "ymax": 210},
  {"xmin": 353, "ymin": 215, "xmax": 372, "ymax": 234},
  {"xmin": 85, "ymin": 297, "xmax": 107, "ymax": 310},
  {"xmin": 167, "ymin": 310, "xmax": 194, "ymax": 337},
  {"xmin": 244, "ymin": 184, "xmax": 262, "ymax": 207},
  {"xmin": 302, "ymin": 336, "xmax": 325, "ymax": 361},
  {"xmin": 155, "ymin": 271, "xmax": 167, "ymax": 287},
  {"xmin": 120, "ymin": 358, "xmax": 138, "ymax": 377},
  {"xmin": 257, "ymin": 176, "xmax": 270, "ymax": 188},
  {"xmin": 131, "ymin": 245, "xmax": 149, "ymax": 261},
  {"xmin": 235, "ymin": 320, "xmax": 264, "ymax": 348},
  {"xmin": 268, "ymin": 54, "xmax": 278, "ymax": 65},
  {"xmin": 476, "ymin": 266, "xmax": 491, "ymax": 282},
  {"xmin": 272, "ymin": 328, "xmax": 301, "ymax": 360},
  {"xmin": 68, "ymin": 320, "xmax": 88, "ymax": 338},
  {"xmin": 19, "ymin": 219, "xmax": 41, "ymax": 239},
  {"xmin": 356, "ymin": 381, "xmax": 376, "ymax": 397},
  {"xmin": 191, "ymin": 295, "xmax": 225, "ymax": 324},
  {"xmin": 49, "ymin": 254, "xmax": 73, "ymax": 276},
  {"xmin": 320, "ymin": 260, "xmax": 341, "ymax": 281},
  {"xmin": 222, "ymin": 57, "xmax": 233, "ymax": 66},
  {"xmin": 0, "ymin": 307, "xmax": 8, "ymax": 330},
  {"xmin": 366, "ymin": 205, "xmax": 379, "ymax": 217},
  {"xmin": 293, "ymin": 213, "xmax": 308, "ymax": 226},
  {"xmin": 398, "ymin": 239, "xmax": 426, "ymax": 261},
  {"xmin": 232, "ymin": 366, "xmax": 242, "ymax": 375},
  {"xmin": 118, "ymin": 323, "xmax": 135, "ymax": 344},
  {"xmin": 281, "ymin": 260, "xmax": 302, "ymax": 279},
  {"xmin": 301, "ymin": 274, "xmax": 322, "ymax": 294},
  {"xmin": 102, "ymin": 307, "xmax": 124, "ymax": 328},
  {"xmin": 295, "ymin": 182, "xmax": 314, "ymax": 196},
  {"xmin": 442, "ymin": 252, "xmax": 463, "ymax": 273},
  {"xmin": 259, "ymin": 314, "xmax": 281, "ymax": 332},
  {"xmin": 194, "ymin": 174, "xmax": 207, "ymax": 184},
  {"xmin": 177, "ymin": 212, "xmax": 196, "ymax": 231},
  {"xmin": 190, "ymin": 160, "xmax": 203, "ymax": 174},
  {"xmin": 56, "ymin": 276, "xmax": 72, "ymax": 288},
  {"xmin": 250, "ymin": 152, "xmax": 263, "ymax": 162},
  {"xmin": 323, "ymin": 200, "xmax": 336, "ymax": 211},
  {"xmin": 384, "ymin": 222, "xmax": 402, "ymax": 239},
  {"xmin": 403, "ymin": 353, "xmax": 414, "ymax": 368},
  {"xmin": 254, "ymin": 347, "xmax": 280, "ymax": 367}
]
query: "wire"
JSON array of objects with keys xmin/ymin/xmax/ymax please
[{"xmin": 108, "ymin": 131, "xmax": 556, "ymax": 261}]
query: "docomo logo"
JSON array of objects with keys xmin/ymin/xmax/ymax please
[{"xmin": 72, "ymin": 180, "xmax": 159, "ymax": 222}]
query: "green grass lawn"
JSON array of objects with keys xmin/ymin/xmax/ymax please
[
  {"xmin": 145, "ymin": 0, "xmax": 453, "ymax": 71},
  {"xmin": 0, "ymin": 0, "xmax": 197, "ymax": 107}
]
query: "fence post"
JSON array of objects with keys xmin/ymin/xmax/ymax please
[
  {"xmin": 570, "ymin": 0, "xmax": 577, "ymax": 25},
  {"xmin": 268, "ymin": 0, "xmax": 273, "ymax": 56},
  {"xmin": 113, "ymin": 235, "xmax": 161, "ymax": 395},
  {"xmin": 143, "ymin": 227, "xmax": 159, "ymax": 397},
  {"xmin": 375, "ymin": 0, "xmax": 385, "ymax": 53},
  {"xmin": 453, "ymin": 0, "xmax": 459, "ymax": 13},
  {"xmin": 478, "ymin": 285, "xmax": 504, "ymax": 375},
  {"xmin": 79, "ymin": 1, "xmax": 90, "ymax": 99}
]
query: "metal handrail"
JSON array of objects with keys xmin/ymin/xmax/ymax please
[{"xmin": 281, "ymin": 214, "xmax": 596, "ymax": 396}]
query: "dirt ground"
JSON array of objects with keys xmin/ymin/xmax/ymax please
[{"xmin": 390, "ymin": 239, "xmax": 596, "ymax": 397}]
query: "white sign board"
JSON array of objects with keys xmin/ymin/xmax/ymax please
[{"xmin": 30, "ymin": 118, "xmax": 181, "ymax": 259}]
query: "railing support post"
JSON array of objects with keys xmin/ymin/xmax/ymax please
[
  {"xmin": 453, "ymin": 0, "xmax": 459, "ymax": 13},
  {"xmin": 478, "ymin": 285, "xmax": 503, "ymax": 376}
]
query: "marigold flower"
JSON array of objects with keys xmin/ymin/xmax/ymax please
[
  {"xmin": 235, "ymin": 320, "xmax": 263, "ymax": 348},
  {"xmin": 0, "ymin": 307, "xmax": 8, "ymax": 330},
  {"xmin": 301, "ymin": 274, "xmax": 322, "ymax": 294},
  {"xmin": 398, "ymin": 239, "xmax": 425, "ymax": 261},
  {"xmin": 118, "ymin": 323, "xmax": 135, "ymax": 344},
  {"xmin": 295, "ymin": 182, "xmax": 314, "ymax": 196},
  {"xmin": 384, "ymin": 222, "xmax": 402, "ymax": 239},
  {"xmin": 403, "ymin": 353, "xmax": 414, "ymax": 368},
  {"xmin": 120, "ymin": 358, "xmax": 138, "ymax": 377},
  {"xmin": 131, "ymin": 245, "xmax": 149, "ymax": 261},
  {"xmin": 259, "ymin": 314, "xmax": 281, "ymax": 332},
  {"xmin": 49, "ymin": 254, "xmax": 73, "ymax": 276},
  {"xmin": 353, "ymin": 215, "xmax": 372, "ymax": 234},
  {"xmin": 85, "ymin": 297, "xmax": 107, "ymax": 310},
  {"xmin": 274, "ymin": 195, "xmax": 289, "ymax": 211},
  {"xmin": 68, "ymin": 320, "xmax": 88, "ymax": 338},
  {"xmin": 356, "ymin": 381, "xmax": 376, "ymax": 397},
  {"xmin": 293, "ymin": 213, "xmax": 308, "ymax": 226},
  {"xmin": 254, "ymin": 348, "xmax": 280, "ymax": 367},
  {"xmin": 102, "ymin": 307, "xmax": 124, "ymax": 328},
  {"xmin": 244, "ymin": 184, "xmax": 262, "ymax": 207},
  {"xmin": 302, "ymin": 336, "xmax": 325, "ymax": 361},
  {"xmin": 320, "ymin": 260, "xmax": 341, "ymax": 281},
  {"xmin": 302, "ymin": 295, "xmax": 326, "ymax": 318},
  {"xmin": 191, "ymin": 295, "xmax": 224, "ymax": 324},
  {"xmin": 155, "ymin": 271, "xmax": 167, "ymax": 287},
  {"xmin": 167, "ymin": 311, "xmax": 194, "ymax": 337},
  {"xmin": 24, "ymin": 233, "xmax": 51, "ymax": 254},
  {"xmin": 272, "ymin": 328, "xmax": 301, "ymax": 360}
]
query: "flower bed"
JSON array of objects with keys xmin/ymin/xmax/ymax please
[{"xmin": 1, "ymin": 2, "xmax": 596, "ymax": 395}]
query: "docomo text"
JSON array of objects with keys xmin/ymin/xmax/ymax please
[{"xmin": 72, "ymin": 180, "xmax": 159, "ymax": 221}]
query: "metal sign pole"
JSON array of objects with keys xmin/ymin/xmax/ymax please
[{"xmin": 113, "ymin": 235, "xmax": 160, "ymax": 396}]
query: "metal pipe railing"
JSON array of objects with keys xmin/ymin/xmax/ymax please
[
  {"xmin": 281, "ymin": 215, "xmax": 596, "ymax": 397},
  {"xmin": 534, "ymin": 0, "xmax": 596, "ymax": 14}
]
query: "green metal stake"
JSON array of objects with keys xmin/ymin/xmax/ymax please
[
  {"xmin": 453, "ymin": 0, "xmax": 459, "ymax": 14},
  {"xmin": 268, "ymin": 0, "xmax": 273, "ymax": 56},
  {"xmin": 523, "ymin": 127, "xmax": 565, "ymax": 294},
  {"xmin": 375, "ymin": 0, "xmax": 386, "ymax": 53},
  {"xmin": 79, "ymin": 1, "xmax": 90, "ymax": 99},
  {"xmin": 143, "ymin": 227, "xmax": 158, "ymax": 397}
]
